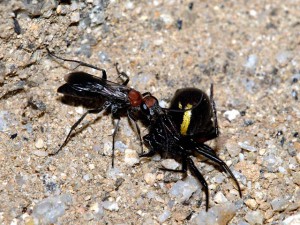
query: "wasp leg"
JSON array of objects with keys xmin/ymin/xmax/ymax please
[
  {"xmin": 111, "ymin": 117, "xmax": 121, "ymax": 168},
  {"xmin": 195, "ymin": 144, "xmax": 242, "ymax": 197},
  {"xmin": 115, "ymin": 63, "xmax": 129, "ymax": 85},
  {"xmin": 50, "ymin": 103, "xmax": 110, "ymax": 156},
  {"xmin": 139, "ymin": 134, "xmax": 157, "ymax": 157},
  {"xmin": 46, "ymin": 47, "xmax": 107, "ymax": 80},
  {"xmin": 186, "ymin": 157, "xmax": 209, "ymax": 211}
]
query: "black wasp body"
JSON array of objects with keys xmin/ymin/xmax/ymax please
[
  {"xmin": 47, "ymin": 49, "xmax": 146, "ymax": 167},
  {"xmin": 139, "ymin": 86, "xmax": 242, "ymax": 211}
]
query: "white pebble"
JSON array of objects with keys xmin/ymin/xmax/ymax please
[
  {"xmin": 270, "ymin": 197, "xmax": 289, "ymax": 212},
  {"xmin": 169, "ymin": 176, "xmax": 200, "ymax": 202},
  {"xmin": 283, "ymin": 213, "xmax": 300, "ymax": 225},
  {"xmin": 238, "ymin": 141, "xmax": 257, "ymax": 152},
  {"xmin": 213, "ymin": 192, "xmax": 228, "ymax": 204},
  {"xmin": 190, "ymin": 203, "xmax": 236, "ymax": 225},
  {"xmin": 244, "ymin": 199, "xmax": 258, "ymax": 210},
  {"xmin": 102, "ymin": 201, "xmax": 119, "ymax": 211},
  {"xmin": 144, "ymin": 173, "xmax": 156, "ymax": 186},
  {"xmin": 158, "ymin": 210, "xmax": 171, "ymax": 223},
  {"xmin": 124, "ymin": 149, "xmax": 139, "ymax": 166},
  {"xmin": 245, "ymin": 210, "xmax": 264, "ymax": 225},
  {"xmin": 33, "ymin": 150, "xmax": 48, "ymax": 157},
  {"xmin": 35, "ymin": 138, "xmax": 44, "ymax": 149},
  {"xmin": 276, "ymin": 51, "xmax": 293, "ymax": 65},
  {"xmin": 75, "ymin": 106, "xmax": 84, "ymax": 114},
  {"xmin": 70, "ymin": 12, "xmax": 80, "ymax": 23},
  {"xmin": 223, "ymin": 109, "xmax": 240, "ymax": 121},
  {"xmin": 161, "ymin": 159, "xmax": 180, "ymax": 170},
  {"xmin": 244, "ymin": 54, "xmax": 258, "ymax": 71}
]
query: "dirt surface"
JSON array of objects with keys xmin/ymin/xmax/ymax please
[{"xmin": 0, "ymin": 0, "xmax": 299, "ymax": 224}]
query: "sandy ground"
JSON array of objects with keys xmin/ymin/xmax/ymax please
[{"xmin": 0, "ymin": 0, "xmax": 299, "ymax": 224}]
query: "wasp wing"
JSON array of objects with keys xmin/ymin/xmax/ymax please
[{"xmin": 58, "ymin": 72, "xmax": 130, "ymax": 100}]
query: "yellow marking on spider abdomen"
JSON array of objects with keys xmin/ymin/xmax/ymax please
[{"xmin": 179, "ymin": 102, "xmax": 193, "ymax": 136}]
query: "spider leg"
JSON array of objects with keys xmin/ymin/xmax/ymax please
[
  {"xmin": 209, "ymin": 84, "xmax": 219, "ymax": 138},
  {"xmin": 194, "ymin": 143, "xmax": 242, "ymax": 197},
  {"xmin": 50, "ymin": 102, "xmax": 110, "ymax": 156},
  {"xmin": 127, "ymin": 110, "xmax": 143, "ymax": 155},
  {"xmin": 186, "ymin": 157, "xmax": 209, "ymax": 211}
]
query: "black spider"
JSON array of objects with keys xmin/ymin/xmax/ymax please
[{"xmin": 139, "ymin": 85, "xmax": 242, "ymax": 210}]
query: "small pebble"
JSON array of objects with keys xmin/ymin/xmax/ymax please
[
  {"xmin": 125, "ymin": 1, "xmax": 134, "ymax": 10},
  {"xmin": 35, "ymin": 138, "xmax": 44, "ymax": 149},
  {"xmin": 224, "ymin": 109, "xmax": 240, "ymax": 121},
  {"xmin": 75, "ymin": 106, "xmax": 84, "ymax": 114},
  {"xmin": 283, "ymin": 213, "xmax": 300, "ymax": 225},
  {"xmin": 295, "ymin": 152, "xmax": 300, "ymax": 164},
  {"xmin": 124, "ymin": 149, "xmax": 139, "ymax": 166},
  {"xmin": 83, "ymin": 174, "xmax": 91, "ymax": 181},
  {"xmin": 144, "ymin": 173, "xmax": 156, "ymax": 186},
  {"xmin": 158, "ymin": 210, "xmax": 171, "ymax": 223},
  {"xmin": 190, "ymin": 202, "xmax": 236, "ymax": 225},
  {"xmin": 32, "ymin": 150, "xmax": 48, "ymax": 157},
  {"xmin": 270, "ymin": 197, "xmax": 290, "ymax": 212},
  {"xmin": 169, "ymin": 176, "xmax": 200, "ymax": 202},
  {"xmin": 160, "ymin": 13, "xmax": 174, "ymax": 26},
  {"xmin": 276, "ymin": 51, "xmax": 293, "ymax": 65},
  {"xmin": 70, "ymin": 12, "xmax": 80, "ymax": 23},
  {"xmin": 238, "ymin": 141, "xmax": 257, "ymax": 152},
  {"xmin": 89, "ymin": 164, "xmax": 95, "ymax": 170},
  {"xmin": 161, "ymin": 159, "xmax": 180, "ymax": 170},
  {"xmin": 151, "ymin": 153, "xmax": 161, "ymax": 162},
  {"xmin": 103, "ymin": 142, "xmax": 112, "ymax": 155},
  {"xmin": 244, "ymin": 54, "xmax": 258, "ymax": 74},
  {"xmin": 98, "ymin": 51, "xmax": 110, "ymax": 63},
  {"xmin": 245, "ymin": 199, "xmax": 258, "ymax": 210},
  {"xmin": 263, "ymin": 154, "xmax": 282, "ymax": 172},
  {"xmin": 264, "ymin": 209, "xmax": 274, "ymax": 220},
  {"xmin": 32, "ymin": 194, "xmax": 72, "ymax": 224},
  {"xmin": 225, "ymin": 141, "xmax": 240, "ymax": 157},
  {"xmin": 213, "ymin": 192, "xmax": 228, "ymax": 204},
  {"xmin": 102, "ymin": 201, "xmax": 119, "ymax": 211},
  {"xmin": 245, "ymin": 210, "xmax": 264, "ymax": 225}
]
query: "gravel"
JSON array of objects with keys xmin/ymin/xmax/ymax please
[{"xmin": 0, "ymin": 0, "xmax": 299, "ymax": 224}]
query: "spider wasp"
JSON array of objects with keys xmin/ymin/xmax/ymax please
[
  {"xmin": 47, "ymin": 48, "xmax": 153, "ymax": 167},
  {"xmin": 139, "ymin": 86, "xmax": 242, "ymax": 211}
]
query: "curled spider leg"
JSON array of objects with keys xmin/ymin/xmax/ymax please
[
  {"xmin": 46, "ymin": 48, "xmax": 107, "ymax": 79},
  {"xmin": 195, "ymin": 144, "xmax": 242, "ymax": 197},
  {"xmin": 50, "ymin": 103, "xmax": 110, "ymax": 156},
  {"xmin": 187, "ymin": 157, "xmax": 209, "ymax": 211}
]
